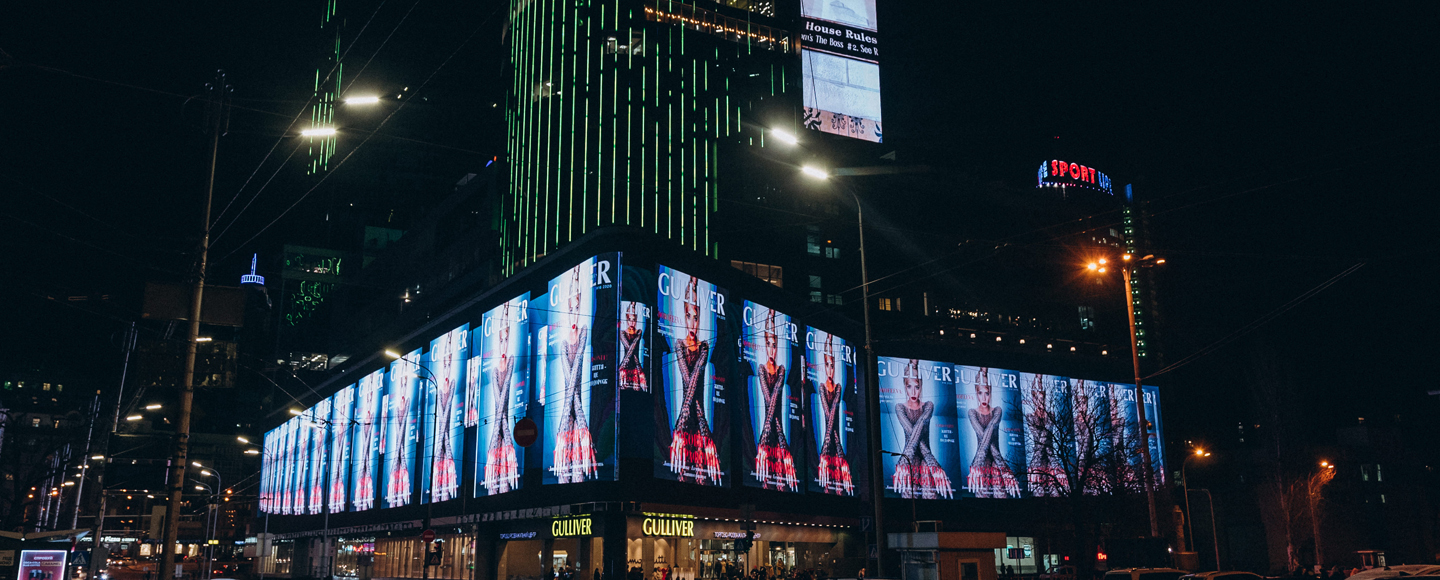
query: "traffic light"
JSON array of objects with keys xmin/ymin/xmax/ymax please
[{"xmin": 736, "ymin": 530, "xmax": 754, "ymax": 553}]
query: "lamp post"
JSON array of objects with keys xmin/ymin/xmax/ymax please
[
  {"xmin": 1194, "ymin": 489, "xmax": 1220, "ymax": 571},
  {"xmin": 1181, "ymin": 449, "xmax": 1210, "ymax": 555},
  {"xmin": 384, "ymin": 350, "xmax": 442, "ymax": 580},
  {"xmin": 1309, "ymin": 461, "xmax": 1336, "ymax": 569},
  {"xmin": 799, "ymin": 164, "xmax": 882, "ymax": 575},
  {"xmin": 193, "ymin": 463, "xmax": 225, "ymax": 580},
  {"xmin": 1086, "ymin": 253, "xmax": 1165, "ymax": 537}
]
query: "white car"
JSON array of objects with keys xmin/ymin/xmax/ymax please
[{"xmin": 1346, "ymin": 566, "xmax": 1440, "ymax": 580}]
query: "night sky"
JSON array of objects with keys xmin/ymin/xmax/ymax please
[{"xmin": 2, "ymin": 3, "xmax": 1436, "ymax": 455}]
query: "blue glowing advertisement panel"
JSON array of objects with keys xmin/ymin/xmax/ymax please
[
  {"xmin": 618, "ymin": 300, "xmax": 653, "ymax": 393},
  {"xmin": 540, "ymin": 255, "xmax": 620, "ymax": 484},
  {"xmin": 1018, "ymin": 373, "xmax": 1072, "ymax": 498},
  {"xmin": 327, "ymin": 385, "xmax": 354, "ymax": 513},
  {"xmin": 805, "ymin": 326, "xmax": 860, "ymax": 496},
  {"xmin": 878, "ymin": 357, "xmax": 959, "ymax": 499},
  {"xmin": 305, "ymin": 401, "xmax": 328, "ymax": 515},
  {"xmin": 1072, "ymin": 379, "xmax": 1110, "ymax": 494},
  {"xmin": 422, "ymin": 324, "xmax": 469, "ymax": 504},
  {"xmin": 284, "ymin": 417, "xmax": 303, "ymax": 514},
  {"xmin": 383, "ymin": 349, "xmax": 422, "ymax": 508},
  {"xmin": 956, "ymin": 366, "xmax": 1024, "ymax": 499},
  {"xmin": 653, "ymin": 265, "xmax": 732, "ymax": 487},
  {"xmin": 260, "ymin": 428, "xmax": 275, "ymax": 513},
  {"xmin": 738, "ymin": 301, "xmax": 802, "ymax": 493},
  {"xmin": 350, "ymin": 369, "xmax": 384, "ymax": 512},
  {"xmin": 473, "ymin": 293, "xmax": 531, "ymax": 496}
]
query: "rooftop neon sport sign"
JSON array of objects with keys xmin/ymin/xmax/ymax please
[{"xmin": 1038, "ymin": 160, "xmax": 1112, "ymax": 195}]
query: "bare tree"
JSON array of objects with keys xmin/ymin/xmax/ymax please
[{"xmin": 1011, "ymin": 376, "xmax": 1155, "ymax": 577}]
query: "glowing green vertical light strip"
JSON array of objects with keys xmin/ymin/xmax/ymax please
[
  {"xmin": 542, "ymin": 0, "xmax": 554, "ymax": 254},
  {"xmin": 581, "ymin": 3, "xmax": 591, "ymax": 237},
  {"xmin": 568, "ymin": 2, "xmax": 579, "ymax": 244},
  {"xmin": 526, "ymin": 0, "xmax": 539, "ymax": 264},
  {"xmin": 593, "ymin": 5, "xmax": 604, "ymax": 230},
  {"xmin": 640, "ymin": 28, "xmax": 647, "ymax": 231},
  {"xmin": 610, "ymin": 29, "xmax": 618, "ymax": 227}
]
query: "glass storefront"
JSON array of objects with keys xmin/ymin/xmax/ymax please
[
  {"xmin": 496, "ymin": 536, "xmax": 603, "ymax": 580},
  {"xmin": 373, "ymin": 534, "xmax": 476, "ymax": 580}
]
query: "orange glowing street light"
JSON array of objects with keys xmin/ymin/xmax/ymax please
[{"xmin": 1086, "ymin": 251, "xmax": 1166, "ymax": 537}]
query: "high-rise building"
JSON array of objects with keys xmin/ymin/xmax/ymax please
[{"xmin": 501, "ymin": 0, "xmax": 803, "ymax": 272}]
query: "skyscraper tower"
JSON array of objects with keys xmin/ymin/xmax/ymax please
[{"xmin": 502, "ymin": 0, "xmax": 797, "ymax": 273}]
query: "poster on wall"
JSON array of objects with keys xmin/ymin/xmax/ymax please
[
  {"xmin": 738, "ymin": 302, "xmax": 802, "ymax": 492},
  {"xmin": 422, "ymin": 324, "xmax": 469, "ymax": 504},
  {"xmin": 1071, "ymin": 379, "xmax": 1109, "ymax": 494},
  {"xmin": 540, "ymin": 255, "xmax": 620, "ymax": 484},
  {"xmin": 877, "ymin": 357, "xmax": 957, "ymax": 499},
  {"xmin": 473, "ymin": 293, "xmax": 531, "ymax": 496},
  {"xmin": 1107, "ymin": 382, "xmax": 1141, "ymax": 492},
  {"xmin": 618, "ymin": 300, "xmax": 652, "ymax": 393},
  {"xmin": 327, "ymin": 385, "xmax": 354, "ymax": 513},
  {"xmin": 956, "ymin": 366, "xmax": 1024, "ymax": 499},
  {"xmin": 1018, "ymin": 373, "xmax": 1071, "ymax": 498},
  {"xmin": 350, "ymin": 369, "xmax": 384, "ymax": 511},
  {"xmin": 383, "ymin": 350, "xmax": 422, "ymax": 508},
  {"xmin": 306, "ymin": 401, "xmax": 329, "ymax": 515},
  {"xmin": 805, "ymin": 327, "xmax": 859, "ymax": 496},
  {"xmin": 653, "ymin": 266, "xmax": 732, "ymax": 486}
]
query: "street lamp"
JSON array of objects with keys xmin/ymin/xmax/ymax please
[
  {"xmin": 800, "ymin": 165, "xmax": 881, "ymax": 574},
  {"xmin": 382, "ymin": 348, "xmax": 445, "ymax": 580},
  {"xmin": 1181, "ymin": 449, "xmax": 1212, "ymax": 555},
  {"xmin": 301, "ymin": 127, "xmax": 337, "ymax": 137},
  {"xmin": 771, "ymin": 128, "xmax": 799, "ymax": 145},
  {"xmin": 1086, "ymin": 252, "xmax": 1165, "ymax": 537},
  {"xmin": 193, "ymin": 463, "xmax": 224, "ymax": 580},
  {"xmin": 344, "ymin": 95, "xmax": 381, "ymax": 105}
]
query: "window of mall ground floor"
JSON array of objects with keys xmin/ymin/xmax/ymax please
[{"xmin": 369, "ymin": 533, "xmax": 476, "ymax": 579}]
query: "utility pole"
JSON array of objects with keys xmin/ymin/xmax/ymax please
[
  {"xmin": 89, "ymin": 323, "xmax": 136, "ymax": 580},
  {"xmin": 160, "ymin": 70, "xmax": 229, "ymax": 580}
]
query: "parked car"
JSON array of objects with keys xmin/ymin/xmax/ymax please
[
  {"xmin": 1179, "ymin": 572, "xmax": 1263, "ymax": 580},
  {"xmin": 1346, "ymin": 566, "xmax": 1440, "ymax": 580},
  {"xmin": 1042, "ymin": 566, "xmax": 1078, "ymax": 580},
  {"xmin": 1103, "ymin": 568, "xmax": 1188, "ymax": 580}
]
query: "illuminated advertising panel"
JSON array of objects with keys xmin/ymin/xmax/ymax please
[
  {"xmin": 19, "ymin": 550, "xmax": 67, "ymax": 580},
  {"xmin": 284, "ymin": 417, "xmax": 303, "ymax": 514},
  {"xmin": 1018, "ymin": 373, "xmax": 1071, "ymax": 497},
  {"xmin": 383, "ymin": 349, "xmax": 422, "ymax": 508},
  {"xmin": 956, "ymin": 366, "xmax": 1023, "ymax": 498},
  {"xmin": 350, "ymin": 369, "xmax": 384, "ymax": 511},
  {"xmin": 540, "ymin": 255, "xmax": 620, "ymax": 484},
  {"xmin": 306, "ymin": 402, "xmax": 328, "ymax": 515},
  {"xmin": 1072, "ymin": 379, "xmax": 1109, "ymax": 494},
  {"xmin": 799, "ymin": 0, "xmax": 882, "ymax": 142},
  {"xmin": 474, "ymin": 294, "xmax": 531, "ymax": 496},
  {"xmin": 1037, "ymin": 160, "xmax": 1113, "ymax": 195},
  {"xmin": 654, "ymin": 266, "xmax": 732, "ymax": 486},
  {"xmin": 805, "ymin": 327, "xmax": 859, "ymax": 496},
  {"xmin": 422, "ymin": 325, "xmax": 469, "ymax": 504},
  {"xmin": 738, "ymin": 302, "xmax": 802, "ymax": 492},
  {"xmin": 327, "ymin": 385, "xmax": 354, "ymax": 513},
  {"xmin": 878, "ymin": 357, "xmax": 958, "ymax": 499},
  {"xmin": 618, "ymin": 300, "xmax": 652, "ymax": 393}
]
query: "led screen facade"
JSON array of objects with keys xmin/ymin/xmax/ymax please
[
  {"xmin": 383, "ymin": 350, "xmax": 422, "ymax": 508},
  {"xmin": 653, "ymin": 266, "xmax": 732, "ymax": 487},
  {"xmin": 804, "ymin": 327, "xmax": 860, "ymax": 496},
  {"xmin": 799, "ymin": 0, "xmax": 882, "ymax": 142},
  {"xmin": 327, "ymin": 385, "xmax": 354, "ymax": 513},
  {"xmin": 423, "ymin": 325, "xmax": 469, "ymax": 504},
  {"xmin": 880, "ymin": 358, "xmax": 1164, "ymax": 499},
  {"xmin": 738, "ymin": 302, "xmax": 802, "ymax": 493},
  {"xmin": 257, "ymin": 251, "xmax": 1168, "ymax": 515},
  {"xmin": 350, "ymin": 370, "xmax": 384, "ymax": 512},
  {"xmin": 473, "ymin": 294, "xmax": 531, "ymax": 496},
  {"xmin": 539, "ymin": 255, "xmax": 620, "ymax": 484}
]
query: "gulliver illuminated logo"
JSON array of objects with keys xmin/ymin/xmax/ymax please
[
  {"xmin": 552, "ymin": 516, "xmax": 593, "ymax": 537},
  {"xmin": 1037, "ymin": 160, "xmax": 1112, "ymax": 195},
  {"xmin": 642, "ymin": 517, "xmax": 695, "ymax": 537}
]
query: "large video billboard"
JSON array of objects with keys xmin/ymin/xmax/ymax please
[
  {"xmin": 799, "ymin": 0, "xmax": 882, "ymax": 142},
  {"xmin": 327, "ymin": 385, "xmax": 354, "ymax": 513},
  {"xmin": 305, "ymin": 402, "xmax": 327, "ymax": 515},
  {"xmin": 739, "ymin": 302, "xmax": 802, "ymax": 493},
  {"xmin": 383, "ymin": 349, "xmax": 422, "ymax": 508},
  {"xmin": 881, "ymin": 358, "xmax": 1164, "ymax": 498},
  {"xmin": 350, "ymin": 369, "xmax": 384, "ymax": 511},
  {"xmin": 805, "ymin": 327, "xmax": 860, "ymax": 496},
  {"xmin": 473, "ymin": 294, "xmax": 531, "ymax": 496},
  {"xmin": 878, "ymin": 357, "xmax": 959, "ymax": 499},
  {"xmin": 654, "ymin": 266, "xmax": 732, "ymax": 486},
  {"xmin": 423, "ymin": 325, "xmax": 469, "ymax": 504},
  {"xmin": 540, "ymin": 255, "xmax": 621, "ymax": 484}
]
